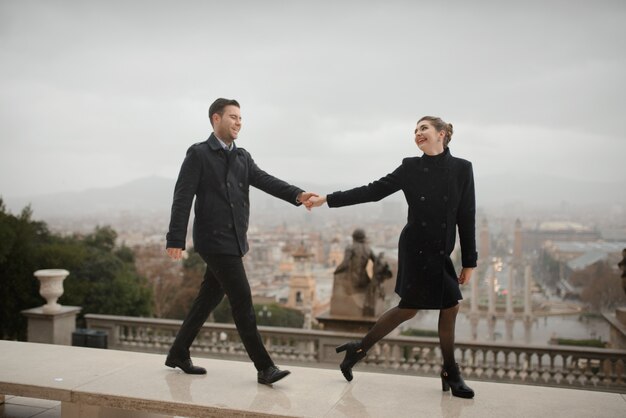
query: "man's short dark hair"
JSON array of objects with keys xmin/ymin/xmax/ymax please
[{"xmin": 208, "ymin": 98, "xmax": 240, "ymax": 126}]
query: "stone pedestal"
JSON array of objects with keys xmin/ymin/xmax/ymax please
[
  {"xmin": 21, "ymin": 306, "xmax": 81, "ymax": 346},
  {"xmin": 603, "ymin": 307, "xmax": 626, "ymax": 349}
]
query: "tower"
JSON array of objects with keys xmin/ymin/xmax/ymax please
[
  {"xmin": 479, "ymin": 218, "xmax": 490, "ymax": 263},
  {"xmin": 286, "ymin": 243, "xmax": 316, "ymax": 312},
  {"xmin": 513, "ymin": 219, "xmax": 523, "ymax": 263},
  {"xmin": 327, "ymin": 236, "xmax": 344, "ymax": 267}
]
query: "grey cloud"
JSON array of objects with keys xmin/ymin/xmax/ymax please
[{"xmin": 1, "ymin": 0, "xmax": 625, "ymax": 201}]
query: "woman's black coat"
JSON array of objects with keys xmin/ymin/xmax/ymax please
[{"xmin": 327, "ymin": 148, "xmax": 477, "ymax": 309}]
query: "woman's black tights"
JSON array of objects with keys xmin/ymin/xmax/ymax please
[
  {"xmin": 361, "ymin": 306, "xmax": 417, "ymax": 351},
  {"xmin": 438, "ymin": 304, "xmax": 460, "ymax": 369},
  {"xmin": 360, "ymin": 304, "xmax": 460, "ymax": 369}
]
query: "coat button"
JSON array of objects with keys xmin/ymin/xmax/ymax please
[
  {"xmin": 420, "ymin": 196, "xmax": 425, "ymax": 202},
  {"xmin": 424, "ymin": 167, "xmax": 429, "ymax": 172},
  {"xmin": 227, "ymin": 182, "xmax": 231, "ymax": 187},
  {"xmin": 421, "ymin": 221, "xmax": 427, "ymax": 227},
  {"xmin": 228, "ymin": 223, "xmax": 233, "ymax": 229},
  {"xmin": 239, "ymin": 182, "xmax": 243, "ymax": 187},
  {"xmin": 418, "ymin": 250, "xmax": 423, "ymax": 254},
  {"xmin": 439, "ymin": 250, "xmax": 445, "ymax": 255},
  {"xmin": 441, "ymin": 223, "xmax": 446, "ymax": 228},
  {"xmin": 230, "ymin": 203, "xmax": 234, "ymax": 208},
  {"xmin": 443, "ymin": 196, "xmax": 448, "ymax": 202}
]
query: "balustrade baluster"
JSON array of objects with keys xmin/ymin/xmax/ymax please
[{"xmin": 81, "ymin": 314, "xmax": 626, "ymax": 392}]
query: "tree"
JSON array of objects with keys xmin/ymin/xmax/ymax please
[
  {"xmin": 213, "ymin": 299, "xmax": 304, "ymax": 328},
  {"xmin": 165, "ymin": 248, "xmax": 205, "ymax": 319},
  {"xmin": 0, "ymin": 202, "xmax": 153, "ymax": 340},
  {"xmin": 52, "ymin": 226, "xmax": 154, "ymax": 319},
  {"xmin": 0, "ymin": 200, "xmax": 51, "ymax": 340},
  {"xmin": 575, "ymin": 260, "xmax": 626, "ymax": 312},
  {"xmin": 133, "ymin": 244, "xmax": 184, "ymax": 318}
]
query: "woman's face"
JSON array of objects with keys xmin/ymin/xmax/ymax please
[{"xmin": 414, "ymin": 120, "xmax": 445, "ymax": 155}]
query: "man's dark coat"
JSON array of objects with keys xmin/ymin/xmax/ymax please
[{"xmin": 166, "ymin": 134, "xmax": 304, "ymax": 256}]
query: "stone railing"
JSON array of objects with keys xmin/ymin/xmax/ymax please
[{"xmin": 85, "ymin": 314, "xmax": 626, "ymax": 393}]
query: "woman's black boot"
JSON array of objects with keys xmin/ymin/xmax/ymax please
[
  {"xmin": 335, "ymin": 341, "xmax": 366, "ymax": 382},
  {"xmin": 441, "ymin": 363, "xmax": 474, "ymax": 398}
]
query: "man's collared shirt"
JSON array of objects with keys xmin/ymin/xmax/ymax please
[{"xmin": 215, "ymin": 134, "xmax": 235, "ymax": 151}]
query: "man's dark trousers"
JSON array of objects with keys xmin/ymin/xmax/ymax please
[{"xmin": 169, "ymin": 253, "xmax": 273, "ymax": 371}]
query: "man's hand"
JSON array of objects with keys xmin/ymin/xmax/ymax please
[
  {"xmin": 458, "ymin": 267, "xmax": 474, "ymax": 285},
  {"xmin": 167, "ymin": 248, "xmax": 183, "ymax": 260},
  {"xmin": 298, "ymin": 192, "xmax": 319, "ymax": 211},
  {"xmin": 306, "ymin": 195, "xmax": 327, "ymax": 209}
]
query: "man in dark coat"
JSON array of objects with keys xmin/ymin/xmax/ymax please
[{"xmin": 164, "ymin": 98, "xmax": 316, "ymax": 385}]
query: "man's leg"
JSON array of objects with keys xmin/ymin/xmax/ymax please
[
  {"xmin": 202, "ymin": 254, "xmax": 273, "ymax": 371},
  {"xmin": 168, "ymin": 264, "xmax": 225, "ymax": 360}
]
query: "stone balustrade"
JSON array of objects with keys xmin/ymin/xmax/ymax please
[{"xmin": 85, "ymin": 314, "xmax": 626, "ymax": 393}]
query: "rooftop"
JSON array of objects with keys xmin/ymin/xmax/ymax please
[{"xmin": 546, "ymin": 240, "xmax": 626, "ymax": 254}]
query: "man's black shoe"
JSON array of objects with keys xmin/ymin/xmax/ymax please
[
  {"xmin": 257, "ymin": 365, "xmax": 290, "ymax": 385},
  {"xmin": 165, "ymin": 356, "xmax": 207, "ymax": 375}
]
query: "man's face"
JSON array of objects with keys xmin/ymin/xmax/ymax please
[{"xmin": 213, "ymin": 105, "xmax": 242, "ymax": 141}]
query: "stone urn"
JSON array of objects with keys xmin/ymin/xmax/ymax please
[{"xmin": 34, "ymin": 269, "xmax": 70, "ymax": 314}]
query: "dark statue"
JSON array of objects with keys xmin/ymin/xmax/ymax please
[{"xmin": 330, "ymin": 229, "xmax": 393, "ymax": 318}]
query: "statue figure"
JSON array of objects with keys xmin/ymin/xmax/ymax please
[
  {"xmin": 330, "ymin": 229, "xmax": 393, "ymax": 318},
  {"xmin": 619, "ymin": 248, "xmax": 626, "ymax": 295},
  {"xmin": 363, "ymin": 252, "xmax": 393, "ymax": 316},
  {"xmin": 334, "ymin": 229, "xmax": 375, "ymax": 292}
]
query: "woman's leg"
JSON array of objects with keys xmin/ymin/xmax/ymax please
[
  {"xmin": 438, "ymin": 303, "xmax": 474, "ymax": 398},
  {"xmin": 438, "ymin": 303, "xmax": 460, "ymax": 369},
  {"xmin": 337, "ymin": 306, "xmax": 418, "ymax": 381},
  {"xmin": 361, "ymin": 306, "xmax": 418, "ymax": 351}
]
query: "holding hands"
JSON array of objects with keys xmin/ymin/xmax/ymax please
[
  {"xmin": 297, "ymin": 192, "xmax": 327, "ymax": 211},
  {"xmin": 302, "ymin": 194, "xmax": 327, "ymax": 210}
]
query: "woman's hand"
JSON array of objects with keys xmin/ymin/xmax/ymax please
[
  {"xmin": 305, "ymin": 195, "xmax": 327, "ymax": 209},
  {"xmin": 458, "ymin": 267, "xmax": 474, "ymax": 285}
]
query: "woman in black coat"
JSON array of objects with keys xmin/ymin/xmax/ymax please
[{"xmin": 307, "ymin": 116, "xmax": 477, "ymax": 398}]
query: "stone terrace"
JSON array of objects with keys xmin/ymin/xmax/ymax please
[{"xmin": 1, "ymin": 341, "xmax": 624, "ymax": 418}]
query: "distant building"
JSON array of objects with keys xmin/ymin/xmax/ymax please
[
  {"xmin": 286, "ymin": 244, "xmax": 316, "ymax": 312},
  {"xmin": 543, "ymin": 240, "xmax": 626, "ymax": 299},
  {"xmin": 327, "ymin": 236, "xmax": 344, "ymax": 267},
  {"xmin": 543, "ymin": 240, "xmax": 626, "ymax": 263},
  {"xmin": 519, "ymin": 221, "xmax": 601, "ymax": 255}
]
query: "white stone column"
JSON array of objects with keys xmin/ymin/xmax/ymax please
[
  {"xmin": 471, "ymin": 270, "xmax": 479, "ymax": 313},
  {"xmin": 524, "ymin": 265, "xmax": 532, "ymax": 318},
  {"xmin": 505, "ymin": 267, "xmax": 515, "ymax": 341},
  {"xmin": 523, "ymin": 265, "xmax": 533, "ymax": 344},
  {"xmin": 487, "ymin": 262, "xmax": 497, "ymax": 341},
  {"xmin": 469, "ymin": 267, "xmax": 479, "ymax": 341}
]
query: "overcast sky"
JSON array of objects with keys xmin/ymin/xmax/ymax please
[{"xmin": 1, "ymin": 0, "xmax": 625, "ymax": 200}]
